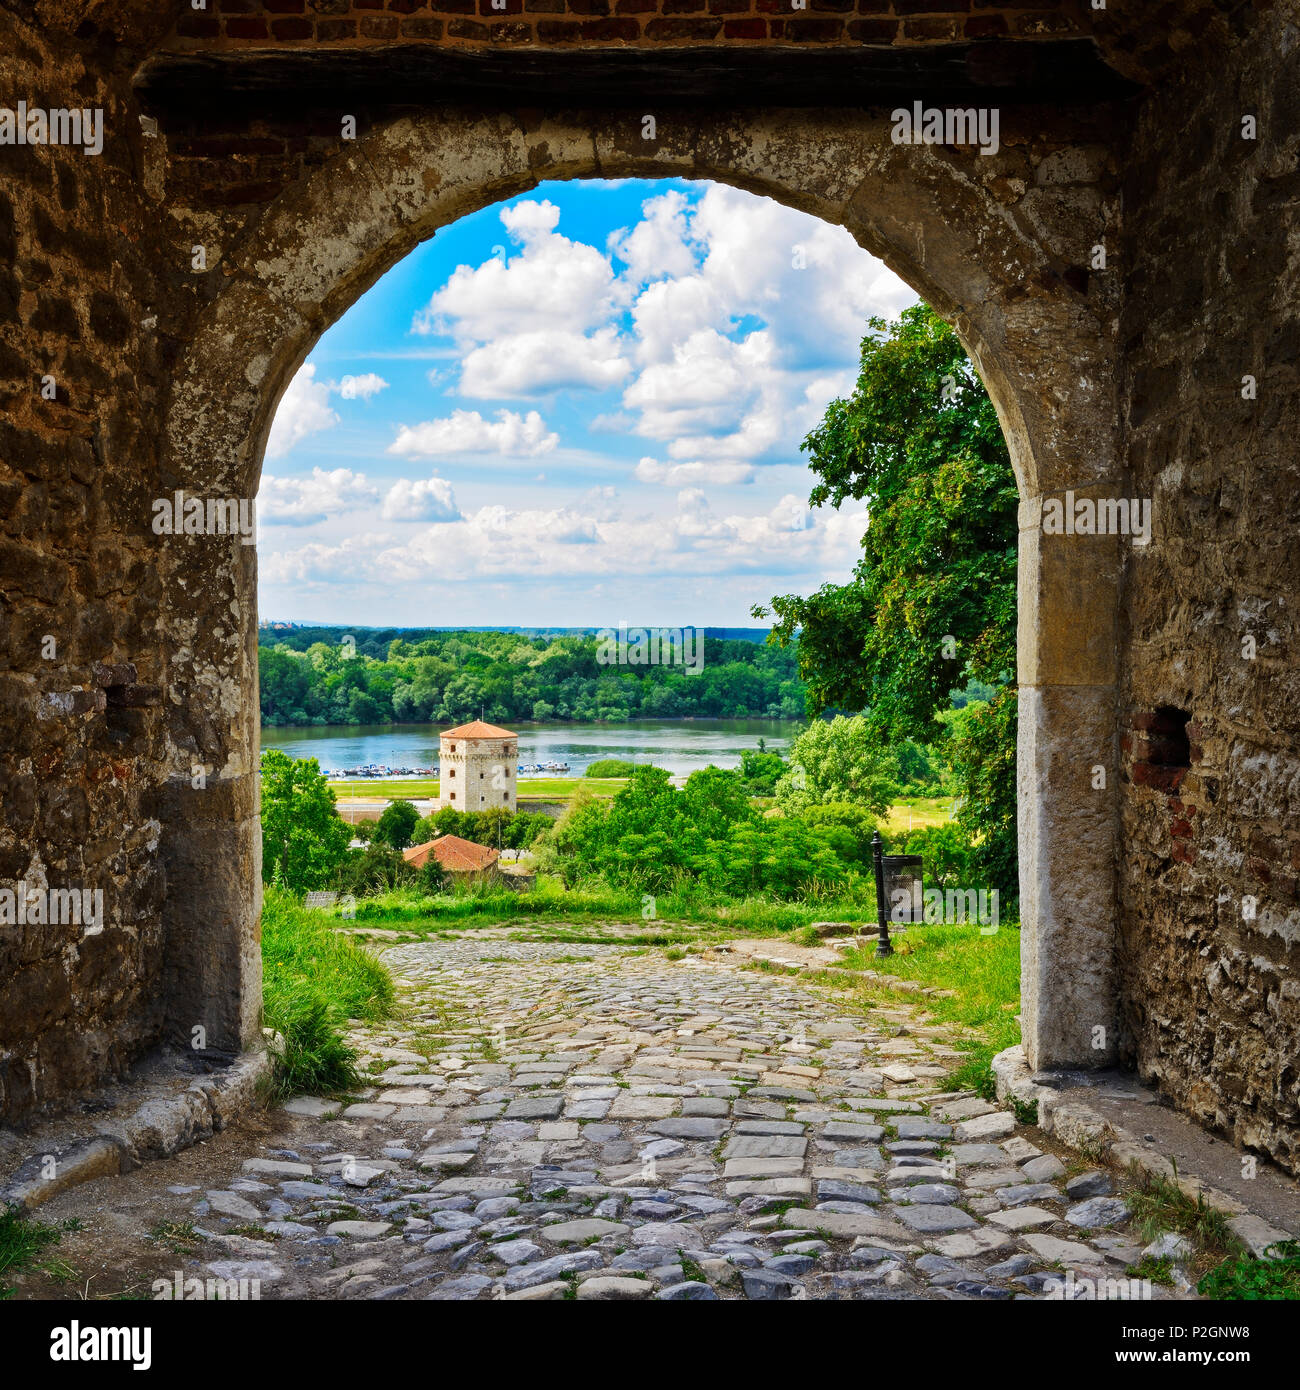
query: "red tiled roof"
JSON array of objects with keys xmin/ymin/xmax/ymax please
[
  {"xmin": 403, "ymin": 834, "xmax": 500, "ymax": 873},
  {"xmin": 441, "ymin": 720, "xmax": 516, "ymax": 740}
]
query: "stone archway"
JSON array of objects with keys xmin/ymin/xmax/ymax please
[{"xmin": 158, "ymin": 107, "xmax": 1124, "ymax": 1074}]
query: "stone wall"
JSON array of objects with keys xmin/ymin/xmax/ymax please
[
  {"xmin": 3, "ymin": 0, "xmax": 1298, "ymax": 1180},
  {"xmin": 0, "ymin": 10, "xmax": 172, "ymax": 1117},
  {"xmin": 1116, "ymin": 0, "xmax": 1300, "ymax": 1171}
]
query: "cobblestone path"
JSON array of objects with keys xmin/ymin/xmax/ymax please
[{"xmin": 178, "ymin": 935, "xmax": 1192, "ymax": 1301}]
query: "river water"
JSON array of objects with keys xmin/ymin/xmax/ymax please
[{"xmin": 260, "ymin": 718, "xmax": 794, "ymax": 779}]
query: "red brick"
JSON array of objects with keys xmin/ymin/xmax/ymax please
[
  {"xmin": 846, "ymin": 17, "xmax": 896, "ymax": 40},
  {"xmin": 780, "ymin": 16, "xmax": 843, "ymax": 39},
  {"xmin": 901, "ymin": 16, "xmax": 962, "ymax": 39},
  {"xmin": 262, "ymin": 0, "xmax": 307, "ymax": 11},
  {"xmin": 965, "ymin": 14, "xmax": 1008, "ymax": 37},
  {"xmin": 401, "ymin": 17, "xmax": 446, "ymax": 34},
  {"xmin": 175, "ymin": 15, "xmax": 222, "ymax": 37},
  {"xmin": 578, "ymin": 16, "xmax": 640, "ymax": 35},
  {"xmin": 723, "ymin": 16, "xmax": 766, "ymax": 35},
  {"xmin": 388, "ymin": 0, "xmax": 429, "ymax": 12},
  {"xmin": 664, "ymin": 0, "xmax": 708, "ymax": 13},
  {"xmin": 271, "ymin": 17, "xmax": 314, "ymax": 37},
  {"xmin": 644, "ymin": 16, "xmax": 722, "ymax": 37},
  {"xmin": 615, "ymin": 0, "xmax": 657, "ymax": 12},
  {"xmin": 225, "ymin": 17, "xmax": 269, "ymax": 38}
]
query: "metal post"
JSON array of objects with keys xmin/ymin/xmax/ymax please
[{"xmin": 872, "ymin": 830, "xmax": 893, "ymax": 958}]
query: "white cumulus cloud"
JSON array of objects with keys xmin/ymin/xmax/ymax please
[
  {"xmin": 258, "ymin": 467, "xmax": 378, "ymax": 525},
  {"xmin": 381, "ymin": 476, "xmax": 461, "ymax": 523},
  {"xmin": 388, "ymin": 409, "xmax": 559, "ymax": 459},
  {"xmin": 338, "ymin": 372, "xmax": 389, "ymax": 400},
  {"xmin": 266, "ymin": 364, "xmax": 338, "ymax": 459}
]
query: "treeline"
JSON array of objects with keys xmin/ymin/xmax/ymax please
[{"xmin": 258, "ymin": 627, "xmax": 806, "ymax": 727}]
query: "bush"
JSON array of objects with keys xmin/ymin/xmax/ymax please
[
  {"xmin": 585, "ymin": 758, "xmax": 638, "ymax": 778},
  {"xmin": 334, "ymin": 842, "xmax": 416, "ymax": 896},
  {"xmin": 898, "ymin": 821, "xmax": 972, "ymax": 891},
  {"xmin": 796, "ymin": 801, "xmax": 879, "ymax": 867}
]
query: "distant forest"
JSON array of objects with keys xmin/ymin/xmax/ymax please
[{"xmin": 258, "ymin": 626, "xmax": 807, "ymax": 727}]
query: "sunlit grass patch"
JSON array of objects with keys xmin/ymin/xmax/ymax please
[{"xmin": 261, "ymin": 887, "xmax": 397, "ymax": 1101}]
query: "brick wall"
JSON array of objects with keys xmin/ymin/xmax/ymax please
[{"xmin": 167, "ymin": 0, "xmax": 1088, "ymax": 50}]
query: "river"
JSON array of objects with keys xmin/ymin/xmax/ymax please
[{"xmin": 260, "ymin": 718, "xmax": 794, "ymax": 779}]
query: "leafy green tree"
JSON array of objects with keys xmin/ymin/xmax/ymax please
[
  {"xmin": 373, "ymin": 798, "xmax": 420, "ymax": 850},
  {"xmin": 756, "ymin": 303, "xmax": 1018, "ymax": 900},
  {"xmin": 259, "ymin": 749, "xmax": 351, "ymax": 892},
  {"xmin": 775, "ymin": 716, "xmax": 898, "ymax": 817},
  {"xmin": 796, "ymin": 801, "xmax": 879, "ymax": 867},
  {"xmin": 739, "ymin": 746, "xmax": 786, "ymax": 795}
]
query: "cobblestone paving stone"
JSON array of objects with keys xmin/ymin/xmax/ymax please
[{"xmin": 190, "ymin": 936, "xmax": 1199, "ymax": 1301}]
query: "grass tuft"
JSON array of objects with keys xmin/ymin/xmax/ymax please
[{"xmin": 261, "ymin": 887, "xmax": 396, "ymax": 1102}]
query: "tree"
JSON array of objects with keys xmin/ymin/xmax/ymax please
[
  {"xmin": 259, "ymin": 749, "xmax": 351, "ymax": 892},
  {"xmin": 756, "ymin": 303, "xmax": 1018, "ymax": 901},
  {"xmin": 775, "ymin": 716, "xmax": 898, "ymax": 817},
  {"xmin": 373, "ymin": 798, "xmax": 420, "ymax": 850},
  {"xmin": 739, "ymin": 746, "xmax": 786, "ymax": 795},
  {"xmin": 796, "ymin": 801, "xmax": 879, "ymax": 867}
]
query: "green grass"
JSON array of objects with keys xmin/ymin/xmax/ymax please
[
  {"xmin": 880, "ymin": 796, "xmax": 956, "ymax": 837},
  {"xmin": 840, "ymin": 922, "xmax": 1022, "ymax": 1096},
  {"xmin": 1125, "ymin": 1168, "xmax": 1233, "ymax": 1251},
  {"xmin": 1199, "ymin": 1241, "xmax": 1300, "ymax": 1300},
  {"xmin": 340, "ymin": 875, "xmax": 879, "ymax": 937},
  {"xmin": 0, "ymin": 1206, "xmax": 73, "ymax": 1299},
  {"xmin": 261, "ymin": 887, "xmax": 397, "ymax": 1102}
]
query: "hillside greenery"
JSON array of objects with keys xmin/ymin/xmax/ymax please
[{"xmin": 258, "ymin": 627, "xmax": 805, "ymax": 727}]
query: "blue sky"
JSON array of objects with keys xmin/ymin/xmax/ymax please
[{"xmin": 257, "ymin": 178, "xmax": 918, "ymax": 627}]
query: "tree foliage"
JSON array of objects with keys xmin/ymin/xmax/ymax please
[
  {"xmin": 259, "ymin": 628, "xmax": 805, "ymax": 727},
  {"xmin": 756, "ymin": 304, "xmax": 1019, "ymax": 902},
  {"xmin": 757, "ymin": 303, "xmax": 1016, "ymax": 736},
  {"xmin": 259, "ymin": 749, "xmax": 352, "ymax": 892},
  {"xmin": 373, "ymin": 798, "xmax": 420, "ymax": 850},
  {"xmin": 775, "ymin": 716, "xmax": 898, "ymax": 817},
  {"xmin": 548, "ymin": 765, "xmax": 853, "ymax": 899}
]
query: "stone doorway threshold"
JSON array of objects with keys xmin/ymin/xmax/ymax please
[
  {"xmin": 994, "ymin": 1047, "xmax": 1300, "ymax": 1255},
  {"xmin": 0, "ymin": 1047, "xmax": 269, "ymax": 1213}
]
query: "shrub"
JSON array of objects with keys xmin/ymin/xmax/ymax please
[{"xmin": 585, "ymin": 758, "xmax": 638, "ymax": 778}]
